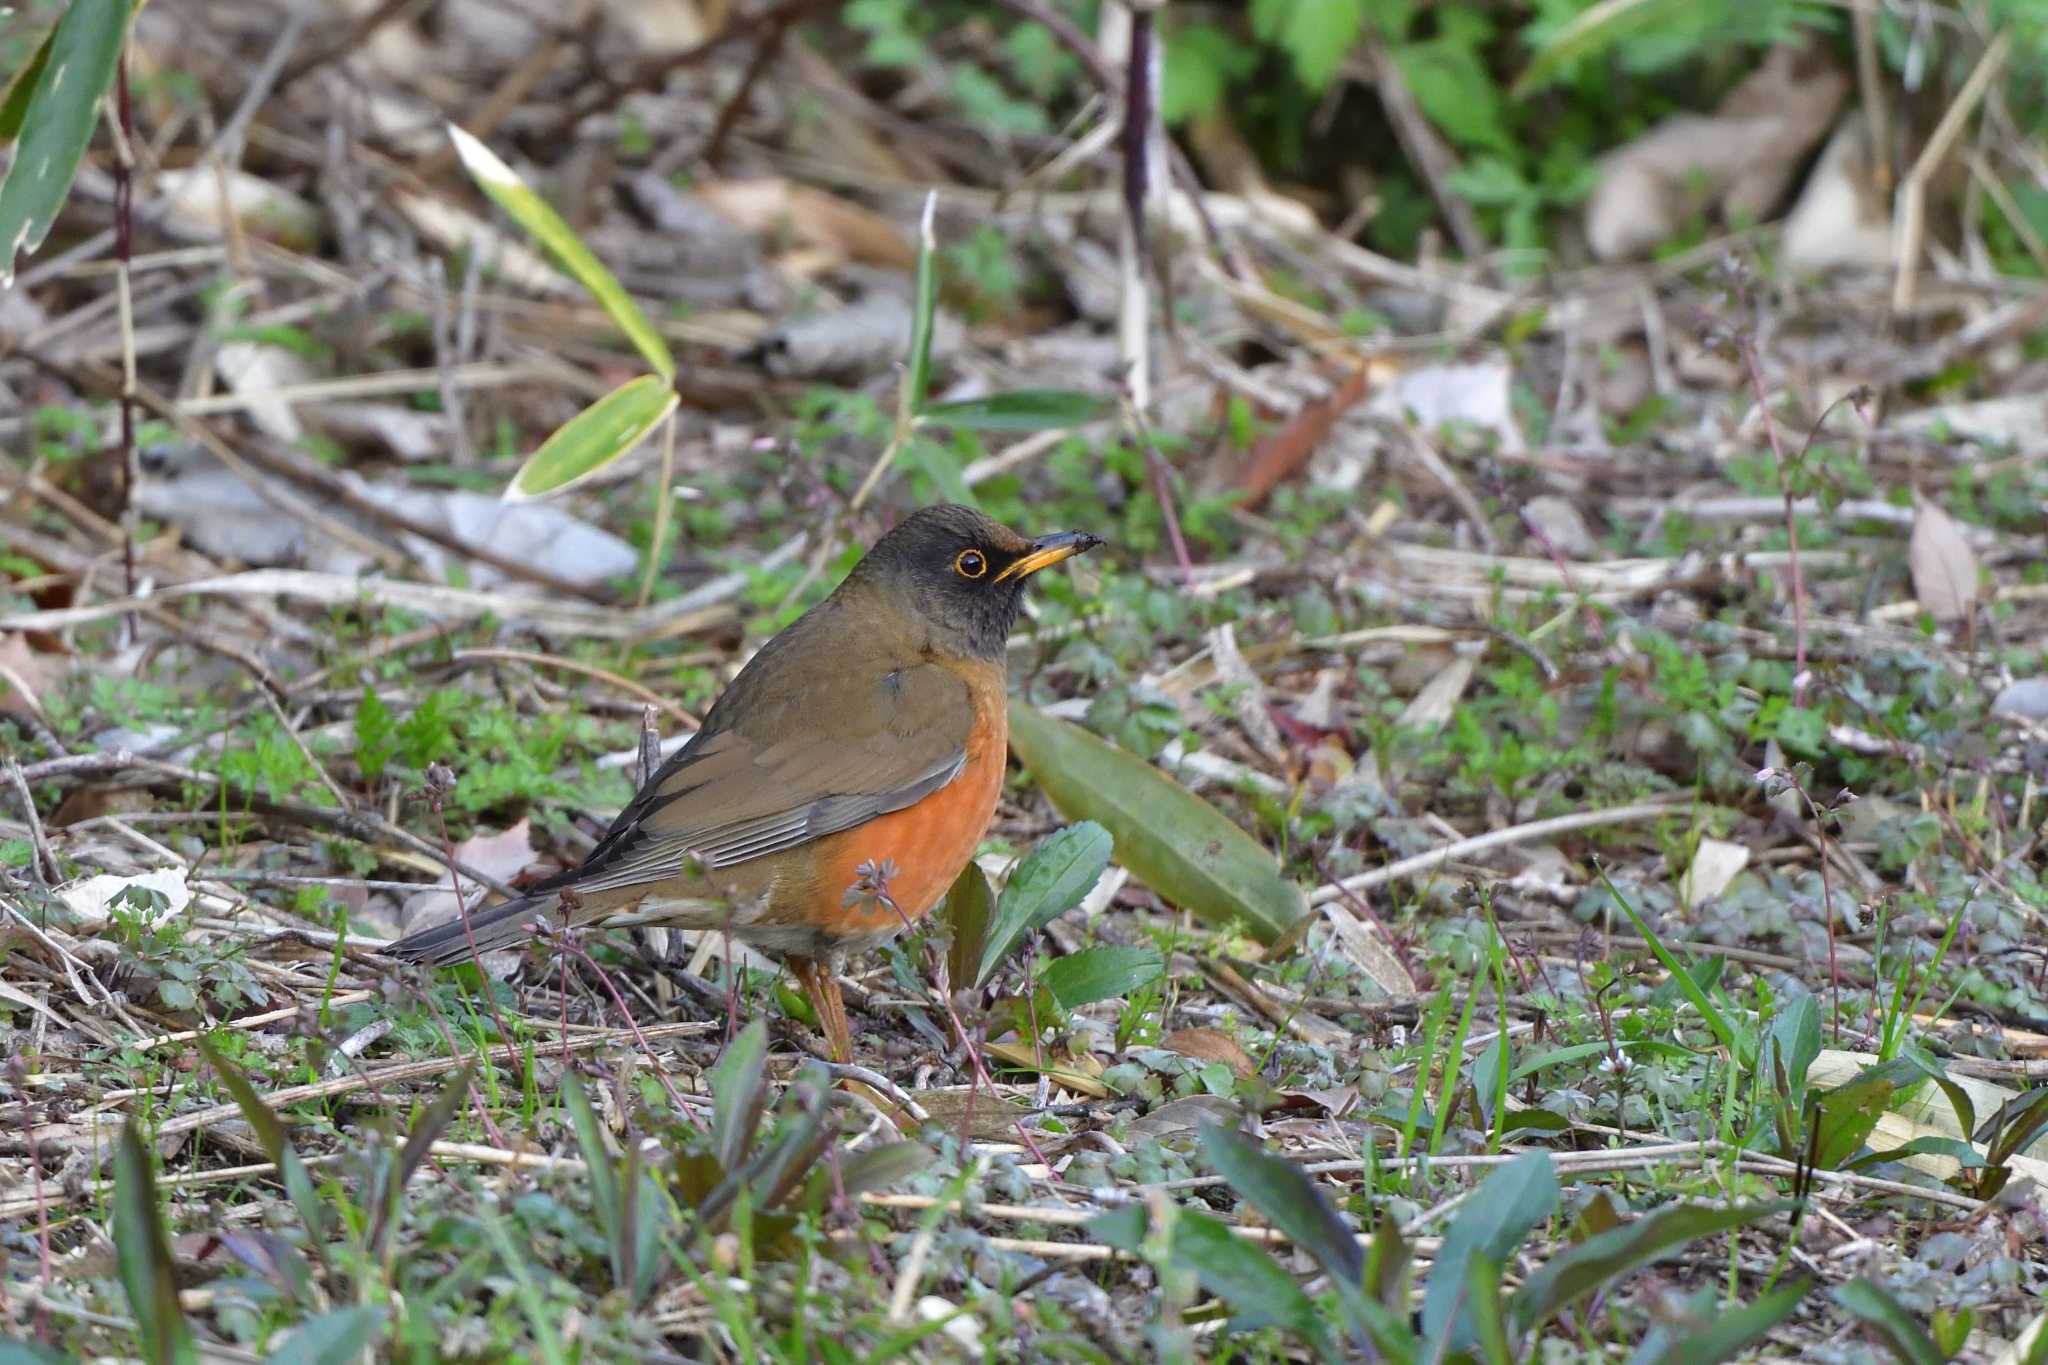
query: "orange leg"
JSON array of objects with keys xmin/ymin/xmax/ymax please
[{"xmin": 789, "ymin": 956, "xmax": 851, "ymax": 1062}]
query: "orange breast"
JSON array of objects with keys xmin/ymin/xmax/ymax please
[{"xmin": 804, "ymin": 686, "xmax": 1008, "ymax": 939}]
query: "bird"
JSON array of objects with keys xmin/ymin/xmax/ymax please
[{"xmin": 383, "ymin": 504, "xmax": 1103, "ymax": 1061}]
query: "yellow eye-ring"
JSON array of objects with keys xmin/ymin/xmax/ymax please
[{"xmin": 954, "ymin": 549, "xmax": 988, "ymax": 579}]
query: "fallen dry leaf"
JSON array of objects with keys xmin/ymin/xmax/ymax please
[
  {"xmin": 1160, "ymin": 1027, "xmax": 1258, "ymax": 1080},
  {"xmin": 1908, "ymin": 500, "xmax": 1979, "ymax": 621}
]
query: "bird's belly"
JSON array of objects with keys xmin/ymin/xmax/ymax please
[{"xmin": 768, "ymin": 701, "xmax": 1008, "ymax": 947}]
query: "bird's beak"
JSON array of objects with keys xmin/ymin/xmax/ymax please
[{"xmin": 995, "ymin": 530, "xmax": 1105, "ymax": 582}]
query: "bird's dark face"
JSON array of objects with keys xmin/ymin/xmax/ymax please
[{"xmin": 850, "ymin": 504, "xmax": 1103, "ymax": 660}]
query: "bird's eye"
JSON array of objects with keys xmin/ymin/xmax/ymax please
[{"xmin": 954, "ymin": 549, "xmax": 988, "ymax": 579}]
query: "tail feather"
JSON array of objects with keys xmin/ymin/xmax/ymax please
[{"xmin": 383, "ymin": 893, "xmax": 555, "ymax": 966}]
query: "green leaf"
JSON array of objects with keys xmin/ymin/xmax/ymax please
[
  {"xmin": 507, "ymin": 374, "xmax": 678, "ymax": 499},
  {"xmin": 1831, "ymin": 1279, "xmax": 1945, "ymax": 1365},
  {"xmin": 1008, "ymin": 702, "xmax": 1310, "ymax": 948},
  {"xmin": 559, "ymin": 1072, "xmax": 620, "ymax": 1256},
  {"xmin": 1629, "ymin": 1280, "xmax": 1812, "ymax": 1365},
  {"xmin": 1391, "ymin": 38, "xmax": 1513, "ymax": 156},
  {"xmin": 1978, "ymin": 1085, "xmax": 2048, "ymax": 1167},
  {"xmin": 1604, "ymin": 874, "xmax": 1742, "ymax": 1058},
  {"xmin": 0, "ymin": 0, "xmax": 140, "ymax": 283},
  {"xmin": 0, "ymin": 22, "xmax": 58, "ymax": 144},
  {"xmin": 903, "ymin": 434, "xmax": 975, "ymax": 508},
  {"xmin": 903, "ymin": 192, "xmax": 939, "ymax": 416},
  {"xmin": 708, "ymin": 1019, "xmax": 772, "ymax": 1172},
  {"xmin": 1090, "ymin": 1202, "xmax": 1334, "ymax": 1355},
  {"xmin": 1842, "ymin": 1135, "xmax": 1985, "ymax": 1172},
  {"xmin": 370, "ymin": 1064, "xmax": 471, "ymax": 1256},
  {"xmin": 1421, "ymin": 1151, "xmax": 1557, "ymax": 1351},
  {"xmin": 113, "ymin": 1123, "xmax": 198, "ymax": 1365},
  {"xmin": 1040, "ymin": 945, "xmax": 1163, "ymax": 1010},
  {"xmin": 1250, "ymin": 0, "xmax": 1368, "ymax": 91},
  {"xmin": 918, "ymin": 390, "xmax": 1112, "ymax": 432},
  {"xmin": 446, "ymin": 123, "xmax": 673, "ymax": 378},
  {"xmin": 977, "ymin": 821, "xmax": 1113, "ymax": 987},
  {"xmin": 939, "ymin": 860, "xmax": 994, "ymax": 997},
  {"xmin": 805, "ymin": 1141, "xmax": 935, "ymax": 1207},
  {"xmin": 1761, "ymin": 991, "xmax": 1821, "ymax": 1112},
  {"xmin": 0, "ymin": 1344, "xmax": 74, "ymax": 1365},
  {"xmin": 1509, "ymin": 1201, "xmax": 1792, "ymax": 1340},
  {"xmin": 1468, "ymin": 1253, "xmax": 1512, "ymax": 1365},
  {"xmin": 1199, "ymin": 1124, "xmax": 1381, "ymax": 1348},
  {"xmin": 1810, "ymin": 1073, "xmax": 1895, "ymax": 1171},
  {"xmin": 197, "ymin": 1039, "xmax": 328, "ymax": 1257},
  {"xmin": 353, "ymin": 685, "xmax": 397, "ymax": 783},
  {"xmin": 1161, "ymin": 23, "xmax": 1258, "ymax": 125},
  {"xmin": 264, "ymin": 1306, "xmax": 385, "ymax": 1365},
  {"xmin": 1515, "ymin": 0, "xmax": 1689, "ymax": 96}
]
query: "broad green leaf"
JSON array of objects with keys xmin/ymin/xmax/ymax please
[
  {"xmin": 805, "ymin": 1141, "xmax": 935, "ymax": 1207},
  {"xmin": 113, "ymin": 1123, "xmax": 198, "ymax": 1365},
  {"xmin": 264, "ymin": 1306, "xmax": 385, "ymax": 1365},
  {"xmin": 901, "ymin": 191, "xmax": 939, "ymax": 415},
  {"xmin": 1090, "ymin": 1202, "xmax": 1334, "ymax": 1355},
  {"xmin": 1421, "ymin": 1151, "xmax": 1557, "ymax": 1350},
  {"xmin": 1008, "ymin": 702, "xmax": 1309, "ymax": 947},
  {"xmin": 1508, "ymin": 1201, "xmax": 1792, "ymax": 1340},
  {"xmin": 1843, "ymin": 1135, "xmax": 1985, "ymax": 1172},
  {"xmin": 1468, "ymin": 1253, "xmax": 1511, "ymax": 1365},
  {"xmin": 507, "ymin": 374, "xmax": 676, "ymax": 499},
  {"xmin": 1249, "ymin": 0, "xmax": 1368, "ymax": 91},
  {"xmin": 1810, "ymin": 1074, "xmax": 1895, "ymax": 1171},
  {"xmin": 1761, "ymin": 990, "xmax": 1821, "ymax": 1112},
  {"xmin": 1629, "ymin": 1280, "xmax": 1812, "ymax": 1365},
  {"xmin": 197, "ymin": 1039, "xmax": 327, "ymax": 1256},
  {"xmin": 939, "ymin": 860, "xmax": 994, "ymax": 997},
  {"xmin": 709, "ymin": 1019, "xmax": 772, "ymax": 1172},
  {"xmin": 446, "ymin": 123, "xmax": 673, "ymax": 377},
  {"xmin": 1199, "ymin": 1124, "xmax": 1380, "ymax": 1348},
  {"xmin": 0, "ymin": 1345, "xmax": 74, "ymax": 1365},
  {"xmin": 1040, "ymin": 945, "xmax": 1163, "ymax": 1010},
  {"xmin": 977, "ymin": 821, "xmax": 1112, "ymax": 987},
  {"xmin": 1831, "ymin": 1279, "xmax": 1945, "ymax": 1365},
  {"xmin": 0, "ymin": 0, "xmax": 140, "ymax": 283},
  {"xmin": 1514, "ymin": 0, "xmax": 1687, "ymax": 96},
  {"xmin": 918, "ymin": 390, "xmax": 1112, "ymax": 432}
]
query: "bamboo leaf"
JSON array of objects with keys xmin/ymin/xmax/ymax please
[
  {"xmin": 0, "ymin": 0, "xmax": 141, "ymax": 283},
  {"xmin": 1008, "ymin": 702, "xmax": 1309, "ymax": 946},
  {"xmin": 446, "ymin": 123, "xmax": 674, "ymax": 378},
  {"xmin": 506, "ymin": 374, "xmax": 677, "ymax": 500},
  {"xmin": 113, "ymin": 1123, "xmax": 198, "ymax": 1365},
  {"xmin": 1628, "ymin": 1281, "xmax": 1812, "ymax": 1365},
  {"xmin": 919, "ymin": 389, "xmax": 1112, "ymax": 432}
]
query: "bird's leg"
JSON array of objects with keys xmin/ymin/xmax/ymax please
[{"xmin": 789, "ymin": 955, "xmax": 851, "ymax": 1062}]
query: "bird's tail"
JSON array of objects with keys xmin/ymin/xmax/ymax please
[{"xmin": 382, "ymin": 893, "xmax": 556, "ymax": 966}]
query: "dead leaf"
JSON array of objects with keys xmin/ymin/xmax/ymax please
[
  {"xmin": 1908, "ymin": 500, "xmax": 1979, "ymax": 621},
  {"xmin": 982, "ymin": 1041, "xmax": 1113, "ymax": 1099},
  {"xmin": 1781, "ymin": 113, "xmax": 1892, "ymax": 272},
  {"xmin": 1366, "ymin": 359, "xmax": 1524, "ymax": 454},
  {"xmin": 1160, "ymin": 1027, "xmax": 1258, "ymax": 1080},
  {"xmin": 1677, "ymin": 837, "xmax": 1751, "ymax": 907},
  {"xmin": 60, "ymin": 868, "xmax": 190, "ymax": 932},
  {"xmin": 697, "ymin": 179, "xmax": 915, "ymax": 271},
  {"xmin": 1234, "ymin": 360, "xmax": 1382, "ymax": 507},
  {"xmin": 1586, "ymin": 45, "xmax": 1846, "ymax": 261},
  {"xmin": 157, "ymin": 167, "xmax": 321, "ymax": 250},
  {"xmin": 0, "ymin": 633, "xmax": 62, "ymax": 721},
  {"xmin": 1399, "ymin": 654, "xmax": 1476, "ymax": 732}
]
